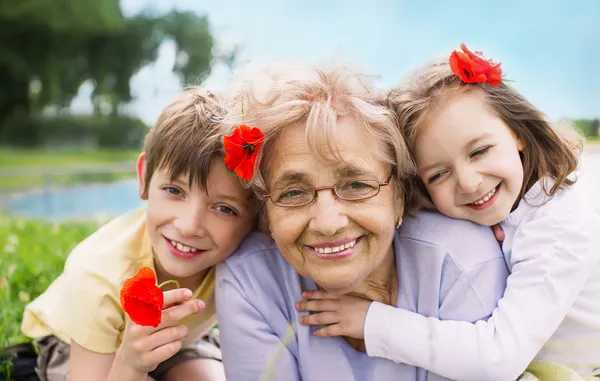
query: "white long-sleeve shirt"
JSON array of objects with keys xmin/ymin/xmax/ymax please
[{"xmin": 364, "ymin": 179, "xmax": 600, "ymax": 381}]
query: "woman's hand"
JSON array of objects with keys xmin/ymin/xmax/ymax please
[
  {"xmin": 296, "ymin": 290, "xmax": 371, "ymax": 339},
  {"xmin": 110, "ymin": 288, "xmax": 206, "ymax": 378}
]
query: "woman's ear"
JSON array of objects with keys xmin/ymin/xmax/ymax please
[{"xmin": 136, "ymin": 153, "xmax": 148, "ymax": 200}]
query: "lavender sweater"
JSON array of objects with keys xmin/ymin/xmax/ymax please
[{"xmin": 216, "ymin": 210, "xmax": 509, "ymax": 381}]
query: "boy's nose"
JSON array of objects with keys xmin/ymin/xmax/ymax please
[{"xmin": 176, "ymin": 209, "xmax": 207, "ymax": 237}]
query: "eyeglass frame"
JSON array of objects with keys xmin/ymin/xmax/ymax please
[{"xmin": 263, "ymin": 173, "xmax": 393, "ymax": 207}]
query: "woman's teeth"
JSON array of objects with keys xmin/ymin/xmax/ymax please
[
  {"xmin": 171, "ymin": 240, "xmax": 198, "ymax": 253},
  {"xmin": 314, "ymin": 239, "xmax": 357, "ymax": 254},
  {"xmin": 470, "ymin": 187, "xmax": 497, "ymax": 205}
]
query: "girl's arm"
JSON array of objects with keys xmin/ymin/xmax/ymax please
[
  {"xmin": 216, "ymin": 262, "xmax": 301, "ymax": 381},
  {"xmin": 364, "ymin": 211, "xmax": 595, "ymax": 381}
]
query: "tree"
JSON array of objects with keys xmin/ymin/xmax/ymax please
[{"xmin": 0, "ymin": 1, "xmax": 228, "ymax": 141}]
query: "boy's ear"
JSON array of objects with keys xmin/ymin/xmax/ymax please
[{"xmin": 136, "ymin": 153, "xmax": 148, "ymax": 200}]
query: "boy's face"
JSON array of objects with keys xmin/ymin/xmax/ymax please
[{"xmin": 137, "ymin": 154, "xmax": 256, "ymax": 286}]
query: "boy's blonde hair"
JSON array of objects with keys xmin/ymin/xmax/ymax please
[
  {"xmin": 224, "ymin": 60, "xmax": 415, "ymax": 201},
  {"xmin": 142, "ymin": 87, "xmax": 226, "ymax": 196},
  {"xmin": 387, "ymin": 59, "xmax": 581, "ymax": 208}
]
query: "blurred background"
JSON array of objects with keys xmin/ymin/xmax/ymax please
[
  {"xmin": 1, "ymin": 0, "xmax": 599, "ymax": 220},
  {"xmin": 0, "ymin": 0, "xmax": 599, "ymax": 364}
]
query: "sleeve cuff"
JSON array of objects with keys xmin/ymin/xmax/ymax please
[{"xmin": 364, "ymin": 301, "xmax": 391, "ymax": 358}]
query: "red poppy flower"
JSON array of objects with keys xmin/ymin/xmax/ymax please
[
  {"xmin": 120, "ymin": 267, "xmax": 163, "ymax": 328},
  {"xmin": 223, "ymin": 125, "xmax": 264, "ymax": 181},
  {"xmin": 449, "ymin": 43, "xmax": 502, "ymax": 87}
]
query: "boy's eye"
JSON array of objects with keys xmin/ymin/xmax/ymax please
[
  {"xmin": 216, "ymin": 205, "xmax": 237, "ymax": 216},
  {"xmin": 163, "ymin": 186, "xmax": 183, "ymax": 196},
  {"xmin": 470, "ymin": 146, "xmax": 491, "ymax": 158}
]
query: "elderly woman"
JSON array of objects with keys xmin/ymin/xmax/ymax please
[{"xmin": 215, "ymin": 61, "xmax": 509, "ymax": 381}]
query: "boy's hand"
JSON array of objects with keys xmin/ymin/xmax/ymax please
[
  {"xmin": 115, "ymin": 288, "xmax": 205, "ymax": 375},
  {"xmin": 296, "ymin": 290, "xmax": 371, "ymax": 339}
]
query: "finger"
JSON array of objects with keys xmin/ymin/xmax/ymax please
[
  {"xmin": 314, "ymin": 324, "xmax": 344, "ymax": 337},
  {"xmin": 301, "ymin": 290, "xmax": 340, "ymax": 300},
  {"xmin": 300, "ymin": 312, "xmax": 339, "ymax": 326},
  {"xmin": 144, "ymin": 325, "xmax": 189, "ymax": 352},
  {"xmin": 162, "ymin": 288, "xmax": 193, "ymax": 308},
  {"xmin": 159, "ymin": 299, "xmax": 206, "ymax": 328},
  {"xmin": 296, "ymin": 299, "xmax": 338, "ymax": 312},
  {"xmin": 142, "ymin": 340, "xmax": 183, "ymax": 369},
  {"xmin": 491, "ymin": 224, "xmax": 505, "ymax": 242}
]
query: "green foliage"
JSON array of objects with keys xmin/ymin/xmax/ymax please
[
  {"xmin": 0, "ymin": 115, "xmax": 147, "ymax": 148},
  {"xmin": 162, "ymin": 11, "xmax": 215, "ymax": 85},
  {"xmin": 0, "ymin": 215, "xmax": 102, "ymax": 347},
  {"xmin": 0, "ymin": 2, "xmax": 231, "ymax": 145},
  {"xmin": 573, "ymin": 118, "xmax": 600, "ymax": 138}
]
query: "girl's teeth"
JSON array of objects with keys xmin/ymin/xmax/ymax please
[
  {"xmin": 315, "ymin": 239, "xmax": 357, "ymax": 254},
  {"xmin": 471, "ymin": 187, "xmax": 497, "ymax": 205}
]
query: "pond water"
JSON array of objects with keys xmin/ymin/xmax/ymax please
[
  {"xmin": 4, "ymin": 179, "xmax": 144, "ymax": 221},
  {"xmin": 3, "ymin": 150, "xmax": 599, "ymax": 221}
]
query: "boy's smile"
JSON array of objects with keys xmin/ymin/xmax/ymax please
[{"xmin": 137, "ymin": 154, "xmax": 256, "ymax": 290}]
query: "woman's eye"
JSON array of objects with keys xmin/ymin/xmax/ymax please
[
  {"xmin": 346, "ymin": 181, "xmax": 372, "ymax": 190},
  {"xmin": 279, "ymin": 188, "xmax": 308, "ymax": 200},
  {"xmin": 163, "ymin": 186, "xmax": 183, "ymax": 196},
  {"xmin": 216, "ymin": 205, "xmax": 237, "ymax": 216},
  {"xmin": 470, "ymin": 146, "xmax": 491, "ymax": 158}
]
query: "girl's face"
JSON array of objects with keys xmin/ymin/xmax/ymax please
[{"xmin": 414, "ymin": 89, "xmax": 524, "ymax": 226}]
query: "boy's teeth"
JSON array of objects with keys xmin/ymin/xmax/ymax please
[
  {"xmin": 315, "ymin": 239, "xmax": 357, "ymax": 254},
  {"xmin": 171, "ymin": 240, "xmax": 197, "ymax": 253},
  {"xmin": 471, "ymin": 187, "xmax": 497, "ymax": 205}
]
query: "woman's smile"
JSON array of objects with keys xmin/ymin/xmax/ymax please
[{"xmin": 304, "ymin": 235, "xmax": 364, "ymax": 260}]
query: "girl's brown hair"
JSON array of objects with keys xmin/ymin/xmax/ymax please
[{"xmin": 387, "ymin": 59, "xmax": 582, "ymax": 208}]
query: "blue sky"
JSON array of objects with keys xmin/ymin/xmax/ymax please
[{"xmin": 72, "ymin": 0, "xmax": 600, "ymax": 125}]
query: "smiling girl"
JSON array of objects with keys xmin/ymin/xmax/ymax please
[{"xmin": 299, "ymin": 45, "xmax": 600, "ymax": 380}]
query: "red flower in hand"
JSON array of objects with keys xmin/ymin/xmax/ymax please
[
  {"xmin": 120, "ymin": 267, "xmax": 163, "ymax": 328},
  {"xmin": 223, "ymin": 125, "xmax": 264, "ymax": 181},
  {"xmin": 449, "ymin": 43, "xmax": 503, "ymax": 87}
]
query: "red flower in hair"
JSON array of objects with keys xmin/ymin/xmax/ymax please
[
  {"xmin": 120, "ymin": 267, "xmax": 163, "ymax": 328},
  {"xmin": 224, "ymin": 125, "xmax": 264, "ymax": 181},
  {"xmin": 449, "ymin": 43, "xmax": 503, "ymax": 87}
]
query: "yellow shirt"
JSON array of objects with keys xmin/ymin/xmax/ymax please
[{"xmin": 21, "ymin": 208, "xmax": 217, "ymax": 354}]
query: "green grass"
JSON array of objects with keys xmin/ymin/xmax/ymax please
[
  {"xmin": 0, "ymin": 148, "xmax": 139, "ymax": 192},
  {"xmin": 0, "ymin": 215, "xmax": 101, "ymax": 348},
  {"xmin": 0, "ymin": 148, "xmax": 139, "ymax": 168},
  {"xmin": 0, "ymin": 172, "xmax": 136, "ymax": 191}
]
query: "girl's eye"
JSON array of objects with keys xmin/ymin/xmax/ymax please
[
  {"xmin": 163, "ymin": 186, "xmax": 183, "ymax": 196},
  {"xmin": 216, "ymin": 205, "xmax": 237, "ymax": 216},
  {"xmin": 427, "ymin": 171, "xmax": 446, "ymax": 184},
  {"xmin": 470, "ymin": 146, "xmax": 491, "ymax": 158}
]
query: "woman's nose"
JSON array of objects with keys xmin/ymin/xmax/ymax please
[{"xmin": 308, "ymin": 191, "xmax": 349, "ymax": 236}]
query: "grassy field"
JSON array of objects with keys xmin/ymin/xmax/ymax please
[
  {"xmin": 0, "ymin": 214, "xmax": 101, "ymax": 348},
  {"xmin": 0, "ymin": 148, "xmax": 139, "ymax": 192},
  {"xmin": 0, "ymin": 148, "xmax": 139, "ymax": 167}
]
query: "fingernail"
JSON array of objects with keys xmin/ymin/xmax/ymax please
[
  {"xmin": 197, "ymin": 300, "xmax": 206, "ymax": 310},
  {"xmin": 183, "ymin": 289, "xmax": 192, "ymax": 298}
]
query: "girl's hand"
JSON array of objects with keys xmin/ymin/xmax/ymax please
[
  {"xmin": 115, "ymin": 288, "xmax": 205, "ymax": 375},
  {"xmin": 296, "ymin": 290, "xmax": 371, "ymax": 339}
]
